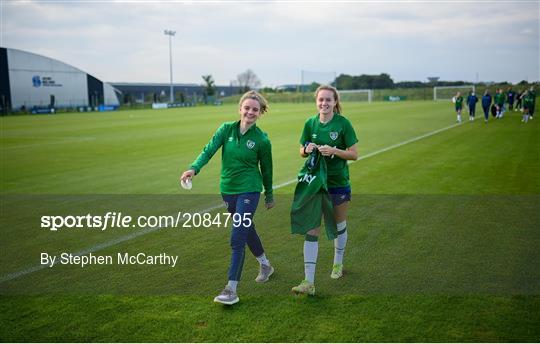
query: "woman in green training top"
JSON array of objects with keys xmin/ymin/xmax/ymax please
[
  {"xmin": 292, "ymin": 85, "xmax": 358, "ymax": 295},
  {"xmin": 180, "ymin": 91, "xmax": 274, "ymax": 305},
  {"xmin": 454, "ymin": 91, "xmax": 464, "ymax": 123}
]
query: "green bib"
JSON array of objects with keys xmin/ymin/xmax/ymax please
[{"xmin": 290, "ymin": 150, "xmax": 337, "ymax": 240}]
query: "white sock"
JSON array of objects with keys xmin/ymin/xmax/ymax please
[
  {"xmin": 227, "ymin": 280, "xmax": 238, "ymax": 292},
  {"xmin": 333, "ymin": 221, "xmax": 348, "ymax": 265},
  {"xmin": 256, "ymin": 253, "xmax": 270, "ymax": 266},
  {"xmin": 304, "ymin": 240, "xmax": 318, "ymax": 283}
]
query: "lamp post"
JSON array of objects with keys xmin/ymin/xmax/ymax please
[{"xmin": 164, "ymin": 29, "xmax": 176, "ymax": 103}]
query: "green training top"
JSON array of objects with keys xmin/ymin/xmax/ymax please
[
  {"xmin": 494, "ymin": 92, "xmax": 506, "ymax": 106},
  {"xmin": 524, "ymin": 92, "xmax": 535, "ymax": 107},
  {"xmin": 291, "ymin": 150, "xmax": 337, "ymax": 240},
  {"xmin": 455, "ymin": 96, "xmax": 464, "ymax": 108},
  {"xmin": 529, "ymin": 90, "xmax": 536, "ymax": 105},
  {"xmin": 190, "ymin": 121, "xmax": 273, "ymax": 203},
  {"xmin": 300, "ymin": 113, "xmax": 358, "ymax": 188}
]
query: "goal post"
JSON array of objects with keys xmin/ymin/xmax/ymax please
[
  {"xmin": 433, "ymin": 85, "xmax": 475, "ymax": 101},
  {"xmin": 338, "ymin": 89, "xmax": 373, "ymax": 103}
]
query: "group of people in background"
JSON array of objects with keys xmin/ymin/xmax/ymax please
[{"xmin": 453, "ymin": 86, "xmax": 536, "ymax": 124}]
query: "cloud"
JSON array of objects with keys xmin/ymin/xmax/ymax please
[{"xmin": 2, "ymin": 0, "xmax": 538, "ymax": 85}]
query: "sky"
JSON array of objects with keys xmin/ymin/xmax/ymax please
[{"xmin": 1, "ymin": 0, "xmax": 539, "ymax": 87}]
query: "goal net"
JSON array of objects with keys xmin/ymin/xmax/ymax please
[
  {"xmin": 433, "ymin": 85, "xmax": 475, "ymax": 101},
  {"xmin": 339, "ymin": 89, "xmax": 373, "ymax": 103}
]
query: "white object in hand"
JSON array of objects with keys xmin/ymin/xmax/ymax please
[{"xmin": 181, "ymin": 178, "xmax": 192, "ymax": 190}]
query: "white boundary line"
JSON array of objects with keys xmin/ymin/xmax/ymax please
[
  {"xmin": 0, "ymin": 122, "xmax": 461, "ymax": 284},
  {"xmin": 274, "ymin": 122, "xmax": 461, "ymax": 189},
  {"xmin": 2, "ymin": 137, "xmax": 96, "ymax": 150},
  {"xmin": 0, "ymin": 203, "xmax": 224, "ymax": 284}
]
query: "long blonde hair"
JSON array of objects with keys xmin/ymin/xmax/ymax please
[
  {"xmin": 239, "ymin": 90, "xmax": 268, "ymax": 114},
  {"xmin": 314, "ymin": 85, "xmax": 342, "ymax": 114}
]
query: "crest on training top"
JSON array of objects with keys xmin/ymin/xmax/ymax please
[
  {"xmin": 329, "ymin": 132, "xmax": 339, "ymax": 140},
  {"xmin": 246, "ymin": 140, "xmax": 256, "ymax": 149}
]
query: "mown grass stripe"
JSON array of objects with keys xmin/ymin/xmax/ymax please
[{"xmin": 0, "ymin": 122, "xmax": 461, "ymax": 284}]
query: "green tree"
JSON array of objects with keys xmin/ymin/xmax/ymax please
[
  {"xmin": 373, "ymin": 73, "xmax": 394, "ymax": 89},
  {"xmin": 309, "ymin": 82, "xmax": 321, "ymax": 92},
  {"xmin": 337, "ymin": 73, "xmax": 395, "ymax": 89},
  {"xmin": 335, "ymin": 74, "xmax": 354, "ymax": 89},
  {"xmin": 201, "ymin": 75, "xmax": 216, "ymax": 96}
]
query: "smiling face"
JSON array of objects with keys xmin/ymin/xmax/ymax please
[
  {"xmin": 316, "ymin": 89, "xmax": 336, "ymax": 116},
  {"xmin": 239, "ymin": 98, "xmax": 261, "ymax": 125}
]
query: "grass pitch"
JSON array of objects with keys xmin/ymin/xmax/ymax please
[{"xmin": 1, "ymin": 101, "xmax": 539, "ymax": 342}]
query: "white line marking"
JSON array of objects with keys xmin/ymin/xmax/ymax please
[
  {"xmin": 2, "ymin": 137, "xmax": 96, "ymax": 150},
  {"xmin": 0, "ymin": 122, "xmax": 461, "ymax": 284},
  {"xmin": 274, "ymin": 122, "xmax": 461, "ymax": 189},
  {"xmin": 0, "ymin": 203, "xmax": 223, "ymax": 284}
]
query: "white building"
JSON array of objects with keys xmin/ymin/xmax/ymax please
[{"xmin": 0, "ymin": 47, "xmax": 119, "ymax": 111}]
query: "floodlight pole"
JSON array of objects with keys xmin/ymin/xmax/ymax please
[{"xmin": 164, "ymin": 29, "xmax": 176, "ymax": 103}]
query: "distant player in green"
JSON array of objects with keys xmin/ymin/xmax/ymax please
[
  {"xmin": 516, "ymin": 89, "xmax": 524, "ymax": 111},
  {"xmin": 528, "ymin": 86, "xmax": 536, "ymax": 120},
  {"xmin": 494, "ymin": 88, "xmax": 506, "ymax": 118},
  {"xmin": 291, "ymin": 85, "xmax": 358, "ymax": 295},
  {"xmin": 454, "ymin": 92, "xmax": 464, "ymax": 123},
  {"xmin": 180, "ymin": 91, "xmax": 275, "ymax": 305},
  {"xmin": 522, "ymin": 89, "xmax": 535, "ymax": 123}
]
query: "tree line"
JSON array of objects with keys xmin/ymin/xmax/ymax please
[
  {"xmin": 200, "ymin": 70, "xmax": 534, "ymax": 96},
  {"xmin": 334, "ymin": 73, "xmax": 532, "ymax": 90}
]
